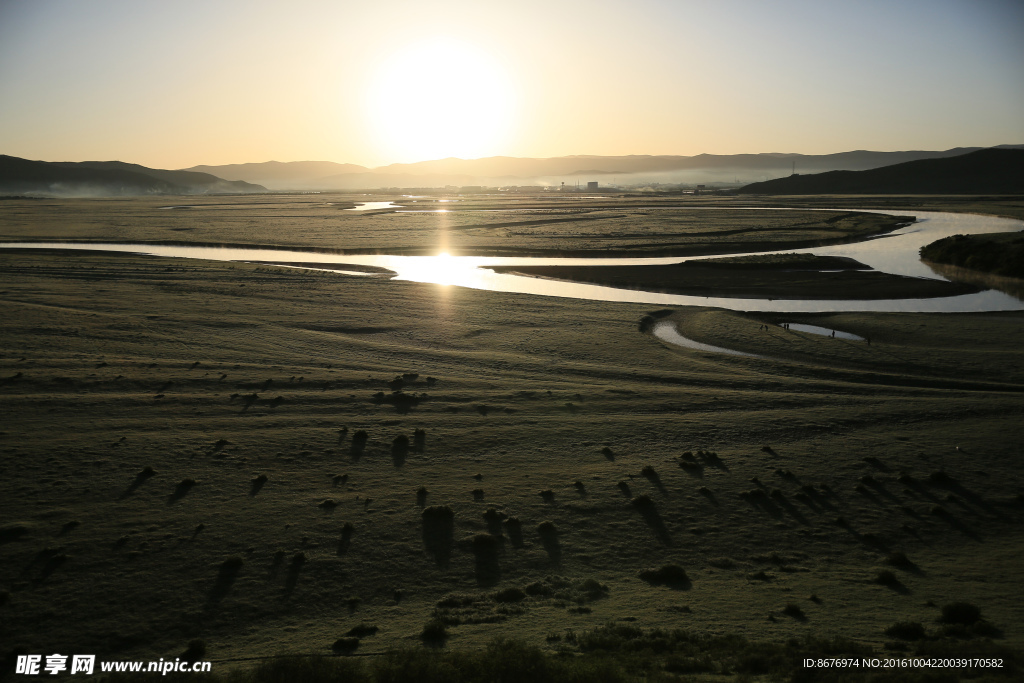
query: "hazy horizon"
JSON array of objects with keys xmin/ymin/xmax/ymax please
[{"xmin": 2, "ymin": 0, "xmax": 1022, "ymax": 169}]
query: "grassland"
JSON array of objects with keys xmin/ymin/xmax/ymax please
[
  {"xmin": 0, "ymin": 194, "xmax": 909, "ymax": 257},
  {"xmin": 1, "ymin": 194, "xmax": 1023, "ymax": 680}
]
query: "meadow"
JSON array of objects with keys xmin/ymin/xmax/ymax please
[{"xmin": 1, "ymin": 194, "xmax": 1022, "ymax": 680}]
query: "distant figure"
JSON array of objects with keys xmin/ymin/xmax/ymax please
[
  {"xmin": 866, "ymin": 337, "xmax": 871, "ymax": 345},
  {"xmin": 831, "ymin": 330, "xmax": 835, "ymax": 338}
]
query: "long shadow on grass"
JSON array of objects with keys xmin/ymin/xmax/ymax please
[
  {"xmin": 537, "ymin": 522, "xmax": 561, "ymax": 565},
  {"xmin": 167, "ymin": 479, "xmax": 196, "ymax": 505},
  {"xmin": 285, "ymin": 553, "xmax": 306, "ymax": 595},
  {"xmin": 337, "ymin": 524, "xmax": 354, "ymax": 556},
  {"xmin": 422, "ymin": 506, "xmax": 455, "ymax": 568},
  {"xmin": 119, "ymin": 468, "xmax": 156, "ymax": 500},
  {"xmin": 631, "ymin": 495, "xmax": 671, "ymax": 545},
  {"xmin": 504, "ymin": 517, "xmax": 524, "ymax": 548},
  {"xmin": 740, "ymin": 490, "xmax": 783, "ymax": 519},
  {"xmin": 471, "ymin": 534, "xmax": 503, "ymax": 586},
  {"xmin": 641, "ymin": 468, "xmax": 667, "ymax": 495},
  {"xmin": 208, "ymin": 557, "xmax": 242, "ymax": 606}
]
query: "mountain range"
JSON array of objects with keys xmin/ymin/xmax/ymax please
[
  {"xmin": 183, "ymin": 146, "xmax": 1024, "ymax": 191},
  {"xmin": 2, "ymin": 145, "xmax": 1022, "ymax": 196}
]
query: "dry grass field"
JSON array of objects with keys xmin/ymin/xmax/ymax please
[{"xmin": 1, "ymin": 194, "xmax": 1022, "ymax": 680}]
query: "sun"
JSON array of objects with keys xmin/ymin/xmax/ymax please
[{"xmin": 365, "ymin": 39, "xmax": 517, "ymax": 163}]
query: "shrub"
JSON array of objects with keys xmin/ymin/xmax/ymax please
[
  {"xmin": 782, "ymin": 603, "xmax": 806, "ymax": 620},
  {"xmin": 638, "ymin": 565, "xmax": 690, "ymax": 587},
  {"xmin": 332, "ymin": 637, "xmax": 359, "ymax": 653},
  {"xmin": 181, "ymin": 639, "xmax": 206, "ymax": 662},
  {"xmin": 420, "ymin": 619, "xmax": 448, "ymax": 642},
  {"xmin": 884, "ymin": 621, "xmax": 926, "ymax": 640},
  {"xmin": 493, "ymin": 587, "xmax": 527, "ymax": 603},
  {"xmin": 631, "ymin": 494, "xmax": 654, "ymax": 509},
  {"xmin": 874, "ymin": 570, "xmax": 901, "ymax": 587},
  {"xmin": 940, "ymin": 602, "xmax": 982, "ymax": 626}
]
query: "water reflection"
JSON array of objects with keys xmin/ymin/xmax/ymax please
[
  {"xmin": 346, "ymin": 201, "xmax": 400, "ymax": 211},
  {"xmin": 779, "ymin": 323, "xmax": 864, "ymax": 341},
  {"xmin": 653, "ymin": 321, "xmax": 760, "ymax": 357}
]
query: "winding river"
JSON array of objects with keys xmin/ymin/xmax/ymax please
[{"xmin": 2, "ymin": 209, "xmax": 1022, "ymax": 314}]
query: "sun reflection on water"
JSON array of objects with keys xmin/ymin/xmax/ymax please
[{"xmin": 393, "ymin": 252, "xmax": 488, "ymax": 288}]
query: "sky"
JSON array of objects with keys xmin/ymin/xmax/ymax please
[{"xmin": 1, "ymin": 0, "xmax": 1022, "ymax": 169}]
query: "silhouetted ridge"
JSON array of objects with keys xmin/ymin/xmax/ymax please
[
  {"xmin": 738, "ymin": 148, "xmax": 1024, "ymax": 195},
  {"xmin": 0, "ymin": 155, "xmax": 266, "ymax": 196}
]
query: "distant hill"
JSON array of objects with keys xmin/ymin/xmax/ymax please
[
  {"xmin": 182, "ymin": 161, "xmax": 369, "ymax": 190},
  {"xmin": 737, "ymin": 148, "xmax": 1024, "ymax": 195},
  {"xmin": 0, "ymin": 156, "xmax": 266, "ymax": 196},
  {"xmin": 186, "ymin": 147, "xmax": 1023, "ymax": 190}
]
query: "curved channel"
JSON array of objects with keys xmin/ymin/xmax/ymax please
[{"xmin": 2, "ymin": 209, "xmax": 1021, "ymax": 314}]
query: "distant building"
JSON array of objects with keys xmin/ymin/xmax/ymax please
[{"xmin": 587, "ymin": 181, "xmax": 599, "ymax": 191}]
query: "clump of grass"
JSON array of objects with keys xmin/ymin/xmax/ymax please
[
  {"xmin": 332, "ymin": 637, "xmax": 359, "ymax": 653},
  {"xmin": 319, "ymin": 499, "xmax": 338, "ymax": 509},
  {"xmin": 885, "ymin": 551, "xmax": 917, "ymax": 570},
  {"xmin": 345, "ymin": 625, "xmax": 378, "ymax": 640},
  {"xmin": 413, "ymin": 428, "xmax": 426, "ymax": 452},
  {"xmin": 940, "ymin": 602, "xmax": 981, "ymax": 626},
  {"xmin": 420, "ymin": 619, "xmax": 448, "ymax": 642},
  {"xmin": 781, "ymin": 603, "xmax": 806, "ymax": 620},
  {"xmin": 493, "ymin": 587, "xmax": 527, "ymax": 603},
  {"xmin": 884, "ymin": 622, "xmax": 926, "ymax": 640},
  {"xmin": 638, "ymin": 565, "xmax": 690, "ymax": 588},
  {"xmin": 540, "ymin": 490, "xmax": 555, "ymax": 503},
  {"xmin": 874, "ymin": 570, "xmax": 902, "ymax": 588},
  {"xmin": 333, "ymin": 473, "xmax": 348, "ymax": 486},
  {"xmin": 631, "ymin": 494, "xmax": 654, "ymax": 510},
  {"xmin": 929, "ymin": 470, "xmax": 953, "ymax": 485}
]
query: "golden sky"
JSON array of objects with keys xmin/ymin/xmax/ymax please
[{"xmin": 1, "ymin": 0, "xmax": 1022, "ymax": 168}]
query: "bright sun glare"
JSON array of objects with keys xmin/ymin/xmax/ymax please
[{"xmin": 365, "ymin": 39, "xmax": 517, "ymax": 163}]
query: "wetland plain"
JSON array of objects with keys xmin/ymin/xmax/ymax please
[{"xmin": 2, "ymin": 193, "xmax": 1023, "ymax": 679}]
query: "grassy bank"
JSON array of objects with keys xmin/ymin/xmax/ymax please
[
  {"xmin": 488, "ymin": 254, "xmax": 979, "ymax": 300},
  {"xmin": 0, "ymin": 194, "xmax": 909, "ymax": 257},
  {"xmin": 920, "ymin": 233, "xmax": 1024, "ymax": 280}
]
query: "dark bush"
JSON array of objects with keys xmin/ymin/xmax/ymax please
[
  {"xmin": 874, "ymin": 570, "xmax": 902, "ymax": 588},
  {"xmin": 884, "ymin": 621, "xmax": 926, "ymax": 640},
  {"xmin": 345, "ymin": 623, "xmax": 378, "ymax": 638},
  {"xmin": 493, "ymin": 587, "xmax": 527, "ymax": 603},
  {"xmin": 420, "ymin": 619, "xmax": 448, "ymax": 642},
  {"xmin": 638, "ymin": 565, "xmax": 690, "ymax": 587},
  {"xmin": 940, "ymin": 602, "xmax": 982, "ymax": 626},
  {"xmin": 332, "ymin": 637, "xmax": 359, "ymax": 653},
  {"xmin": 782, "ymin": 603, "xmax": 806, "ymax": 620}
]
